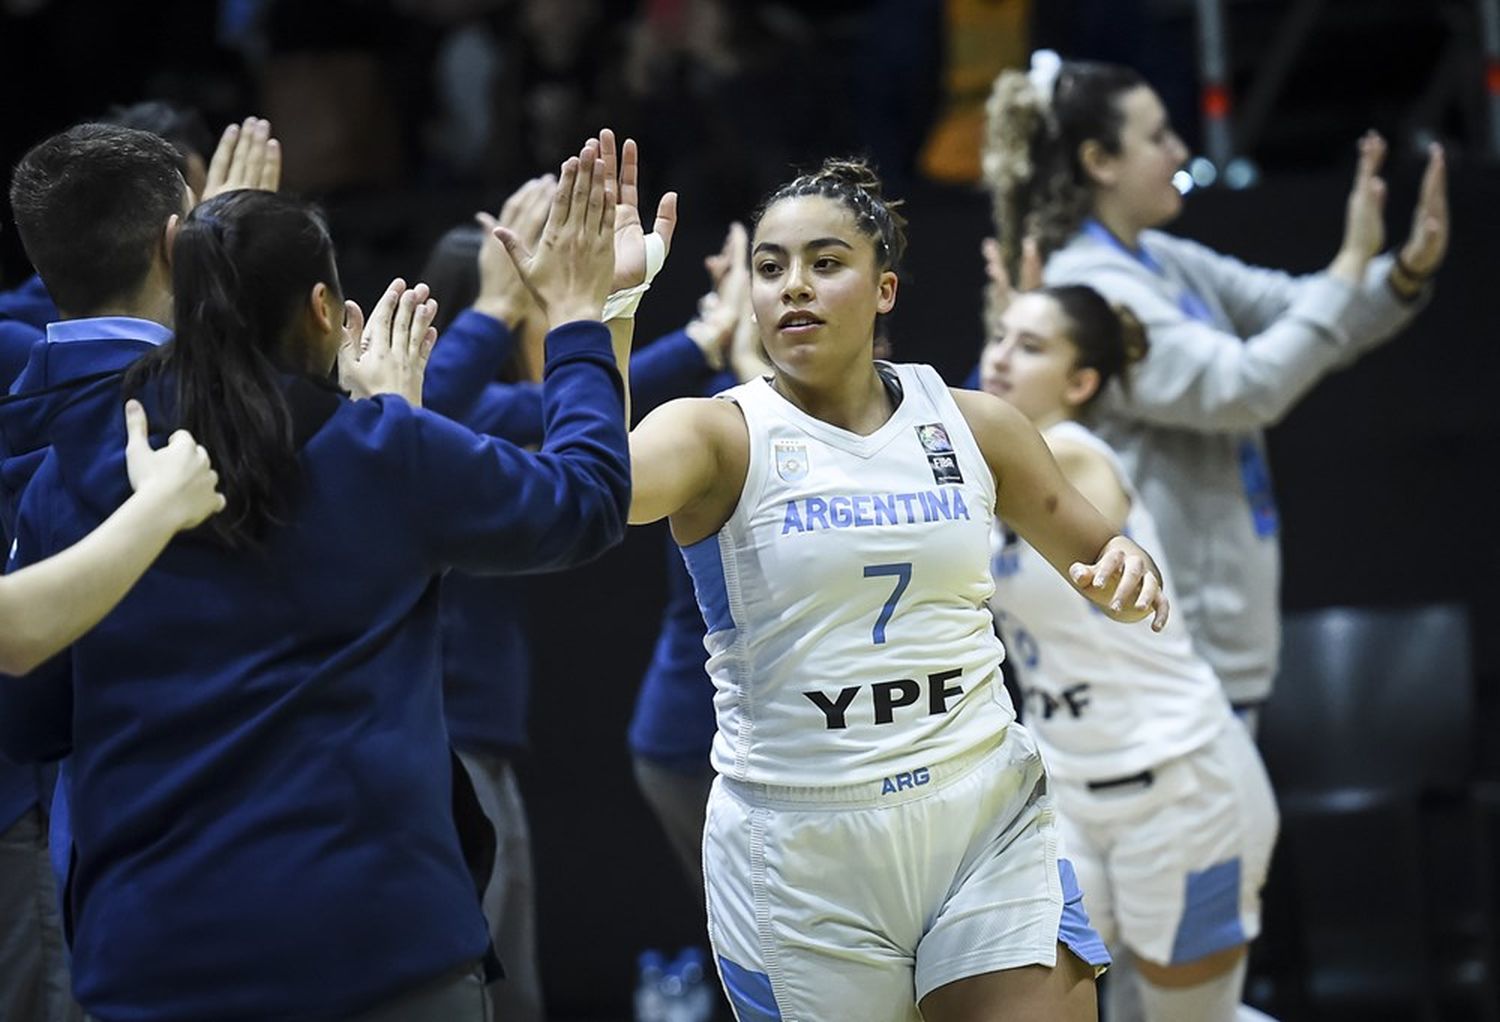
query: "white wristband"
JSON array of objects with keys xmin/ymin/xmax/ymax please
[{"xmin": 601, "ymin": 233, "xmax": 667, "ymax": 322}]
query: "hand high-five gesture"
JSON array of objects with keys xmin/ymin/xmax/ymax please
[
  {"xmin": 474, "ymin": 174, "xmax": 555, "ymax": 327},
  {"xmin": 338, "ymin": 279, "xmax": 440, "ymax": 406},
  {"xmin": 201, "ymin": 117, "xmax": 282, "ymax": 202},
  {"xmin": 493, "ymin": 141, "xmax": 617, "ymax": 326},
  {"xmin": 598, "ymin": 128, "xmax": 677, "ymax": 292}
]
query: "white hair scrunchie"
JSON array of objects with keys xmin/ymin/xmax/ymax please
[{"xmin": 1027, "ymin": 49, "xmax": 1062, "ymax": 106}]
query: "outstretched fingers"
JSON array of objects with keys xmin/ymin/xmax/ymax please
[
  {"xmin": 653, "ymin": 190, "xmax": 678, "ymax": 254},
  {"xmin": 617, "ymin": 134, "xmax": 640, "ymax": 216}
]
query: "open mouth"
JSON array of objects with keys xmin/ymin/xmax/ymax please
[{"xmin": 777, "ymin": 311, "xmax": 824, "ymax": 333}]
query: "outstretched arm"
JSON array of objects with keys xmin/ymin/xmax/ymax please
[
  {"xmin": 953, "ymin": 388, "xmax": 1168, "ymax": 629},
  {"xmin": 0, "ymin": 401, "xmax": 224, "ymax": 676}
]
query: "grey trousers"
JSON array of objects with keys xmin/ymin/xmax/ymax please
[
  {"xmin": 457, "ymin": 751, "xmax": 544, "ymax": 1022},
  {"xmin": 0, "ymin": 807, "xmax": 82, "ymax": 1022},
  {"xmin": 342, "ymin": 964, "xmax": 490, "ymax": 1022},
  {"xmin": 631, "ymin": 757, "xmax": 716, "ymax": 904}
]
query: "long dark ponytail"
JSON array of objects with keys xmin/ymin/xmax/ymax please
[{"xmin": 125, "ymin": 189, "xmax": 340, "ymax": 547}]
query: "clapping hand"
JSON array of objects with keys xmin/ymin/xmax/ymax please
[
  {"xmin": 982, "ymin": 235, "xmax": 1042, "ymax": 337},
  {"xmin": 338, "ymin": 279, "xmax": 439, "ymax": 407},
  {"xmin": 1330, "ymin": 131, "xmax": 1388, "ymax": 283},
  {"xmin": 1397, "ymin": 142, "xmax": 1448, "ymax": 280}
]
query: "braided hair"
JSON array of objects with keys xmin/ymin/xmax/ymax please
[{"xmin": 754, "ymin": 158, "xmax": 909, "ymax": 271}]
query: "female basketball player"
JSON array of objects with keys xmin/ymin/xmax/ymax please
[
  {"xmin": 619, "ymin": 158, "xmax": 1167, "ymax": 1022},
  {"xmin": 984, "ymin": 57, "xmax": 1447, "ymax": 730},
  {"xmin": 982, "ymin": 283, "xmax": 1278, "ymax": 1021}
]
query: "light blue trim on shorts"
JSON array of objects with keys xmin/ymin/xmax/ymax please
[
  {"xmin": 1170, "ymin": 857, "xmax": 1246, "ymax": 964},
  {"xmin": 717, "ymin": 956, "xmax": 782, "ymax": 1022},
  {"xmin": 1058, "ymin": 858, "xmax": 1111, "ymax": 967}
]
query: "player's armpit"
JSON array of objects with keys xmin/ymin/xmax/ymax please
[{"xmin": 628, "ymin": 396, "xmax": 746, "ymax": 533}]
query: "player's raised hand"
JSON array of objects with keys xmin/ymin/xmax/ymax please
[
  {"xmin": 123, "ymin": 400, "xmax": 226, "ymax": 532},
  {"xmin": 201, "ymin": 117, "xmax": 282, "ymax": 202},
  {"xmin": 492, "ymin": 141, "xmax": 616, "ymax": 326},
  {"xmin": 599, "ymin": 128, "xmax": 676, "ymax": 292},
  {"xmin": 1068, "ymin": 536, "xmax": 1170, "ymax": 632}
]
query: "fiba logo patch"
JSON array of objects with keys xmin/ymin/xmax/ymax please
[
  {"xmin": 775, "ymin": 439, "xmax": 809, "ymax": 482},
  {"xmin": 915, "ymin": 423, "xmax": 963, "ymax": 484}
]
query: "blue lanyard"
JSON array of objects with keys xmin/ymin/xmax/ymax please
[{"xmin": 1081, "ymin": 220, "xmax": 1217, "ymax": 324}]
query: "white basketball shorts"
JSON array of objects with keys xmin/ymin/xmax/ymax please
[
  {"xmin": 703, "ymin": 724, "xmax": 1108, "ymax": 1022},
  {"xmin": 1053, "ymin": 716, "xmax": 1279, "ymax": 967}
]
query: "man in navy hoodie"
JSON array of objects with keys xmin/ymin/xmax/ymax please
[{"xmin": 0, "ymin": 122, "xmax": 194, "ymax": 1022}]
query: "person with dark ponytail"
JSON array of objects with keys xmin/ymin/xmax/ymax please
[
  {"xmin": 983, "ymin": 55, "xmax": 1448, "ymax": 734},
  {"xmin": 0, "ymin": 143, "xmax": 632, "ymax": 1020},
  {"xmin": 623, "ymin": 156, "xmax": 1189, "ymax": 1021},
  {"xmin": 979, "ymin": 284, "xmax": 1279, "ymax": 1021}
]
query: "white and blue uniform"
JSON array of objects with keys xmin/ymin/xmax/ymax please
[
  {"xmin": 989, "ymin": 420, "xmax": 1278, "ymax": 968},
  {"xmin": 683, "ymin": 363, "xmax": 1106, "ymax": 1022}
]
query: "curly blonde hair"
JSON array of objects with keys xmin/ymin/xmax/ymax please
[{"xmin": 982, "ymin": 61, "xmax": 1146, "ymax": 283}]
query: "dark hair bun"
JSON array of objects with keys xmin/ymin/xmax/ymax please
[{"xmin": 757, "ymin": 156, "xmax": 909, "ymax": 270}]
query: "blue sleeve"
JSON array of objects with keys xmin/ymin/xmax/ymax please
[
  {"xmin": 458, "ymin": 382, "xmax": 545, "ymax": 446},
  {"xmin": 959, "ymin": 363, "xmax": 980, "ymax": 391},
  {"xmin": 0, "ymin": 322, "xmax": 43, "ymax": 392},
  {"xmin": 0, "ymin": 276, "xmax": 57, "ymax": 332},
  {"xmin": 629, "ymin": 329, "xmax": 711, "ymax": 417},
  {"xmin": 0, "ymin": 456, "xmax": 75, "ymax": 765},
  {"xmin": 404, "ymin": 320, "xmax": 630, "ymax": 575},
  {"xmin": 421, "ymin": 309, "xmax": 518, "ymax": 419}
]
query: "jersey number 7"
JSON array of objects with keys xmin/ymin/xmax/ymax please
[{"xmin": 863, "ymin": 562, "xmax": 912, "ymax": 645}]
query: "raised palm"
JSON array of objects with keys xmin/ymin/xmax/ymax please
[{"xmin": 598, "ymin": 129, "xmax": 677, "ymax": 291}]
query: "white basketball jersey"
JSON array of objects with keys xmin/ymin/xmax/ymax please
[
  {"xmin": 682, "ymin": 363, "xmax": 1013, "ymax": 787},
  {"xmin": 989, "ymin": 420, "xmax": 1229, "ymax": 780}
]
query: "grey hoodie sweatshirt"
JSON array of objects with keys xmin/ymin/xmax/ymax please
[{"xmin": 1045, "ymin": 224, "xmax": 1426, "ymax": 704}]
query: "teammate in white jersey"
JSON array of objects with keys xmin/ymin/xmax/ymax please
[
  {"xmin": 980, "ymin": 283, "xmax": 1279, "ymax": 1022},
  {"xmin": 628, "ymin": 157, "xmax": 1174, "ymax": 1022}
]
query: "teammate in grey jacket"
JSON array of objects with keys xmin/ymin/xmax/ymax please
[{"xmin": 982, "ymin": 55, "xmax": 1448, "ymax": 714}]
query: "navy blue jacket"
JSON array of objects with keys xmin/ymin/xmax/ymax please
[
  {"xmin": 0, "ymin": 317, "xmax": 165, "ymax": 831},
  {"xmin": 0, "ymin": 275, "xmax": 57, "ymax": 383},
  {"xmin": 0, "ymin": 274, "xmax": 58, "ymax": 330},
  {"xmin": 0, "ymin": 320, "xmax": 629, "ymax": 1021},
  {"xmin": 0, "ymin": 276, "xmax": 52, "ymax": 829},
  {"xmin": 426, "ymin": 317, "xmax": 713, "ymax": 756}
]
